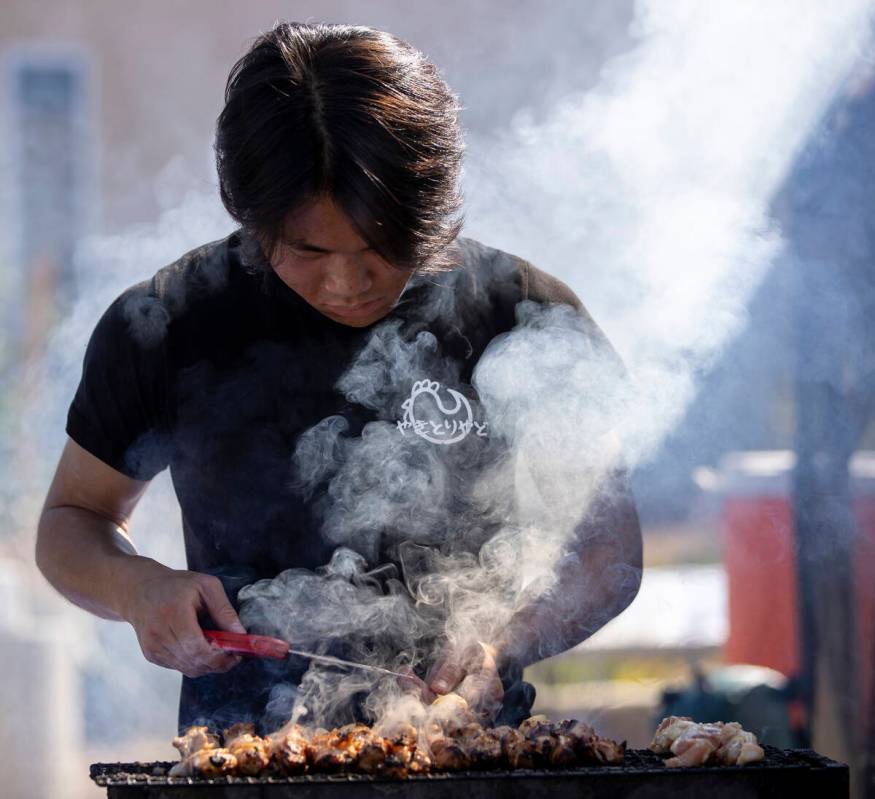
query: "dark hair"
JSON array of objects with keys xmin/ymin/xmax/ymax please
[{"xmin": 215, "ymin": 22, "xmax": 464, "ymax": 271}]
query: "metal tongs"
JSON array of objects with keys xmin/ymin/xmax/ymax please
[{"xmin": 203, "ymin": 630, "xmax": 410, "ymax": 680}]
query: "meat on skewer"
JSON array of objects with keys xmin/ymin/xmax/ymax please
[
  {"xmin": 310, "ymin": 746, "xmax": 355, "ymax": 773},
  {"xmin": 172, "ymin": 726, "xmax": 219, "ymax": 759},
  {"xmin": 429, "ymin": 738, "xmax": 472, "ymax": 771},
  {"xmin": 408, "ymin": 747, "xmax": 432, "ymax": 774},
  {"xmin": 503, "ymin": 729, "xmax": 538, "ymax": 770},
  {"xmin": 462, "ymin": 729, "xmax": 503, "ymax": 769},
  {"xmin": 225, "ymin": 733, "xmax": 271, "ymax": 776},
  {"xmin": 549, "ymin": 735, "xmax": 578, "ymax": 768},
  {"xmin": 356, "ymin": 739, "xmax": 390, "ymax": 774},
  {"xmin": 715, "ymin": 723, "xmax": 765, "ymax": 766},
  {"xmin": 381, "ymin": 753, "xmax": 410, "ymax": 779},
  {"xmin": 168, "ymin": 748, "xmax": 237, "ymax": 777},
  {"xmin": 585, "ymin": 736, "xmax": 627, "ymax": 765},
  {"xmin": 649, "ymin": 715, "xmax": 764, "ymax": 767},
  {"xmin": 166, "ymin": 703, "xmax": 629, "ymax": 778},
  {"xmin": 270, "ymin": 733, "xmax": 309, "ymax": 776}
]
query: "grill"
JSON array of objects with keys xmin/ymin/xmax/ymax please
[{"xmin": 91, "ymin": 746, "xmax": 847, "ymax": 798}]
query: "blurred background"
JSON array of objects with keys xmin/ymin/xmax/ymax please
[{"xmin": 1, "ymin": 1, "xmax": 874, "ymax": 797}]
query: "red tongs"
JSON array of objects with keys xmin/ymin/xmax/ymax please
[{"xmin": 203, "ymin": 630, "xmax": 409, "ymax": 680}]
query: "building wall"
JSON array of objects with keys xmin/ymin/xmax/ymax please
[{"xmin": 0, "ymin": 0, "xmax": 633, "ymax": 234}]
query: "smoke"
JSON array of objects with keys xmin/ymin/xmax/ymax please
[{"xmin": 466, "ymin": 0, "xmax": 872, "ymax": 464}]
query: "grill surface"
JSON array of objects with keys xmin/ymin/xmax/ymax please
[{"xmin": 91, "ymin": 746, "xmax": 848, "ymax": 798}]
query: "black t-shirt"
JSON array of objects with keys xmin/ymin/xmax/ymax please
[{"xmin": 67, "ymin": 231, "xmax": 609, "ymax": 730}]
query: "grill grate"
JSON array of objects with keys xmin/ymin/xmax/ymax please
[{"xmin": 91, "ymin": 747, "xmax": 848, "ymax": 798}]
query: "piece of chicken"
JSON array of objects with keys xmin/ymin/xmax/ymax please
[
  {"xmin": 264, "ymin": 723, "xmax": 311, "ymax": 774},
  {"xmin": 716, "ymin": 725, "xmax": 765, "ymax": 766},
  {"xmin": 503, "ymin": 732, "xmax": 538, "ymax": 770},
  {"xmin": 549, "ymin": 735, "xmax": 578, "ymax": 768},
  {"xmin": 377, "ymin": 720, "xmax": 418, "ymax": 750},
  {"xmin": 327, "ymin": 723, "xmax": 373, "ymax": 752},
  {"xmin": 168, "ymin": 748, "xmax": 237, "ymax": 777},
  {"xmin": 528, "ymin": 733, "xmax": 558, "ymax": 768},
  {"xmin": 556, "ymin": 719, "xmax": 624, "ymax": 767},
  {"xmin": 649, "ymin": 716, "xmax": 697, "ymax": 754},
  {"xmin": 381, "ymin": 753, "xmax": 410, "ymax": 779},
  {"xmin": 664, "ymin": 721, "xmax": 723, "ymax": 767},
  {"xmin": 226, "ymin": 732, "xmax": 271, "ymax": 776},
  {"xmin": 463, "ymin": 729, "xmax": 503, "ymax": 769},
  {"xmin": 308, "ymin": 728, "xmax": 332, "ymax": 750},
  {"xmin": 384, "ymin": 737, "xmax": 416, "ymax": 771},
  {"xmin": 587, "ymin": 736, "xmax": 626, "ymax": 765},
  {"xmin": 408, "ymin": 746, "xmax": 432, "ymax": 774},
  {"xmin": 310, "ymin": 746, "xmax": 355, "ymax": 773},
  {"xmin": 429, "ymin": 738, "xmax": 472, "ymax": 771},
  {"xmin": 356, "ymin": 740, "xmax": 390, "ymax": 774},
  {"xmin": 736, "ymin": 738, "xmax": 766, "ymax": 766},
  {"xmin": 650, "ymin": 716, "xmax": 764, "ymax": 767},
  {"xmin": 270, "ymin": 733, "xmax": 309, "ymax": 776},
  {"xmin": 172, "ymin": 726, "xmax": 220, "ymax": 759}
]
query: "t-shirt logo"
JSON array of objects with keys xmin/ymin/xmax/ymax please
[{"xmin": 396, "ymin": 379, "xmax": 488, "ymax": 445}]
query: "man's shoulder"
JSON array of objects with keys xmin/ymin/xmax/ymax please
[
  {"xmin": 447, "ymin": 237, "xmax": 612, "ymax": 360},
  {"xmin": 149, "ymin": 234, "xmax": 238, "ymax": 313},
  {"xmin": 107, "ymin": 234, "xmax": 245, "ymax": 349},
  {"xmin": 451, "ymin": 236, "xmax": 582, "ymax": 309}
]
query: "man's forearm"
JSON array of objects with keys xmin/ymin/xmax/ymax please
[
  {"xmin": 494, "ymin": 482, "xmax": 643, "ymax": 671},
  {"xmin": 36, "ymin": 505, "xmax": 165, "ymax": 621}
]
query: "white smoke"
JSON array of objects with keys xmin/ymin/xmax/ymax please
[{"xmin": 465, "ymin": 0, "xmax": 873, "ymax": 464}]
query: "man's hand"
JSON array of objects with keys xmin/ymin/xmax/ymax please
[
  {"xmin": 37, "ymin": 440, "xmax": 245, "ymax": 678},
  {"xmin": 427, "ymin": 642, "xmax": 504, "ymax": 722},
  {"xmin": 119, "ymin": 560, "xmax": 245, "ymax": 678}
]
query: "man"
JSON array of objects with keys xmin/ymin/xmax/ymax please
[{"xmin": 35, "ymin": 22, "xmax": 641, "ymax": 731}]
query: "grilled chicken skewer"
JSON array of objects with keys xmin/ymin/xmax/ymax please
[
  {"xmin": 267, "ymin": 723, "xmax": 310, "ymax": 776},
  {"xmin": 171, "ymin": 726, "xmax": 219, "ymax": 758},
  {"xmin": 649, "ymin": 716, "xmax": 765, "ymax": 767},
  {"xmin": 169, "ymin": 727, "xmax": 236, "ymax": 778},
  {"xmin": 167, "ymin": 694, "xmax": 627, "ymax": 778},
  {"xmin": 223, "ymin": 723, "xmax": 271, "ymax": 776}
]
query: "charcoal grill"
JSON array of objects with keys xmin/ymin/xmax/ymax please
[{"xmin": 91, "ymin": 746, "xmax": 847, "ymax": 798}]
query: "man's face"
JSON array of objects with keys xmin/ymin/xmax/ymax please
[{"xmin": 269, "ymin": 197, "xmax": 413, "ymax": 328}]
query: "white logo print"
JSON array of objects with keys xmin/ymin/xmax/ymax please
[{"xmin": 396, "ymin": 379, "xmax": 488, "ymax": 445}]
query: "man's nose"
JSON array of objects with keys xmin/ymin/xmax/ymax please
[{"xmin": 322, "ymin": 257, "xmax": 373, "ymax": 297}]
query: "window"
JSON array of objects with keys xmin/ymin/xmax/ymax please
[{"xmin": 3, "ymin": 49, "xmax": 92, "ymax": 353}]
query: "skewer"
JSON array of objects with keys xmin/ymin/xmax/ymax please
[{"xmin": 203, "ymin": 630, "xmax": 411, "ymax": 679}]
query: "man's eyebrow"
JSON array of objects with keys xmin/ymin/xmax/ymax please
[
  {"xmin": 286, "ymin": 238, "xmax": 332, "ymax": 253},
  {"xmin": 285, "ymin": 238, "xmax": 374, "ymax": 254}
]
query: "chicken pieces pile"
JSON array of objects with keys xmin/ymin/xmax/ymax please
[
  {"xmin": 649, "ymin": 716, "xmax": 765, "ymax": 768},
  {"xmin": 169, "ymin": 694, "xmax": 625, "ymax": 779}
]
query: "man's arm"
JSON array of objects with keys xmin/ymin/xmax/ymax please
[
  {"xmin": 36, "ymin": 438, "xmax": 245, "ymax": 678},
  {"xmin": 492, "ymin": 467, "xmax": 642, "ymax": 669},
  {"xmin": 426, "ymin": 468, "xmax": 642, "ymax": 710}
]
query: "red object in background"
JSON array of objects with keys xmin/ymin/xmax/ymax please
[
  {"xmin": 857, "ymin": 498, "xmax": 875, "ymax": 725},
  {"xmin": 723, "ymin": 496, "xmax": 801, "ymax": 678},
  {"xmin": 718, "ymin": 452, "xmax": 875, "ymax": 727}
]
